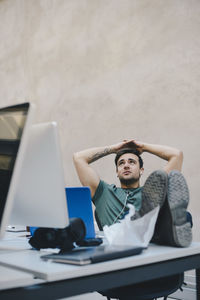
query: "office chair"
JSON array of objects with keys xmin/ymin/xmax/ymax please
[
  {"xmin": 99, "ymin": 273, "xmax": 184, "ymax": 300},
  {"xmin": 94, "ymin": 210, "xmax": 186, "ymax": 300}
]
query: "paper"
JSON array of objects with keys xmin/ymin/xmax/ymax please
[{"xmin": 103, "ymin": 204, "xmax": 159, "ymax": 248}]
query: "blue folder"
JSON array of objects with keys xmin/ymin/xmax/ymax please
[{"xmin": 65, "ymin": 187, "xmax": 95, "ymax": 239}]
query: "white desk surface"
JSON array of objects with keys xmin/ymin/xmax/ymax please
[
  {"xmin": 0, "ymin": 231, "xmax": 31, "ymax": 251},
  {"xmin": 0, "ymin": 242, "xmax": 200, "ymax": 282},
  {"xmin": 0, "ymin": 265, "xmax": 44, "ymax": 290}
]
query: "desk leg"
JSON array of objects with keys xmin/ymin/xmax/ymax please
[{"xmin": 196, "ymin": 268, "xmax": 200, "ymax": 300}]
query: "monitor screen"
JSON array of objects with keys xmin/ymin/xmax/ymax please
[
  {"xmin": 9, "ymin": 122, "xmax": 69, "ymax": 229},
  {"xmin": 0, "ymin": 103, "xmax": 34, "ymax": 238}
]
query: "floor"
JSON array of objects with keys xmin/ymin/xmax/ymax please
[
  {"xmin": 61, "ymin": 292, "xmax": 105, "ymax": 300},
  {"xmin": 61, "ymin": 292, "xmax": 166, "ymax": 299}
]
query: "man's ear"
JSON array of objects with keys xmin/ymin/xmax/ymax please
[{"xmin": 140, "ymin": 167, "xmax": 144, "ymax": 176}]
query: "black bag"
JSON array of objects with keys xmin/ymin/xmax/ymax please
[{"xmin": 29, "ymin": 218, "xmax": 86, "ymax": 251}]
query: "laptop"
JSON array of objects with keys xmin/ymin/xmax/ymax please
[
  {"xmin": 41, "ymin": 244, "xmax": 144, "ymax": 265},
  {"xmin": 65, "ymin": 187, "xmax": 95, "ymax": 239},
  {"xmin": 29, "ymin": 186, "xmax": 95, "ymax": 239}
]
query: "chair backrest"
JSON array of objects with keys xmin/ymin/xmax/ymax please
[{"xmin": 99, "ymin": 273, "xmax": 184, "ymax": 300}]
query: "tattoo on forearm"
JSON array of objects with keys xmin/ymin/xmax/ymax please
[{"xmin": 89, "ymin": 148, "xmax": 112, "ymax": 163}]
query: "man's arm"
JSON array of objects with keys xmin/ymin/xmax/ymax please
[
  {"xmin": 144, "ymin": 143, "xmax": 183, "ymax": 173},
  {"xmin": 73, "ymin": 141, "xmax": 132, "ymax": 197},
  {"xmin": 129, "ymin": 140, "xmax": 183, "ymax": 173}
]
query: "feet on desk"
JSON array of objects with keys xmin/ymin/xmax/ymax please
[
  {"xmin": 132, "ymin": 170, "xmax": 168, "ymax": 220},
  {"xmin": 152, "ymin": 170, "xmax": 192, "ymax": 247}
]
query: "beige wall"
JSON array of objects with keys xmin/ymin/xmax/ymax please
[{"xmin": 0, "ymin": 0, "xmax": 200, "ymax": 240}]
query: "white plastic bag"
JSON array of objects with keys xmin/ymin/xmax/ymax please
[{"xmin": 103, "ymin": 204, "xmax": 159, "ymax": 248}]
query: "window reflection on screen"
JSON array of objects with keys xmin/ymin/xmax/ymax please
[{"xmin": 0, "ymin": 104, "xmax": 29, "ymax": 223}]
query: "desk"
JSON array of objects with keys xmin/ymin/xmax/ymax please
[
  {"xmin": 0, "ymin": 243, "xmax": 200, "ymax": 299},
  {"xmin": 0, "ymin": 265, "xmax": 43, "ymax": 290}
]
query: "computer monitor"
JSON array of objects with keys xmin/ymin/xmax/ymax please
[
  {"xmin": 0, "ymin": 102, "xmax": 34, "ymax": 238},
  {"xmin": 9, "ymin": 121, "xmax": 69, "ymax": 229}
]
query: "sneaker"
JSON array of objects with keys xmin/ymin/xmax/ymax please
[
  {"xmin": 152, "ymin": 170, "xmax": 192, "ymax": 247},
  {"xmin": 132, "ymin": 170, "xmax": 168, "ymax": 220}
]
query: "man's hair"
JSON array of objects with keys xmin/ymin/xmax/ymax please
[{"xmin": 115, "ymin": 149, "xmax": 144, "ymax": 168}]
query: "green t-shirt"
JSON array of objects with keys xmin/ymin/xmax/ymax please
[{"xmin": 92, "ymin": 180, "xmax": 142, "ymax": 228}]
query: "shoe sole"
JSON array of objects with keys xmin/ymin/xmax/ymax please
[
  {"xmin": 167, "ymin": 170, "xmax": 192, "ymax": 247},
  {"xmin": 140, "ymin": 170, "xmax": 168, "ymax": 217}
]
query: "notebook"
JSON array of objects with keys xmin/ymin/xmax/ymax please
[
  {"xmin": 41, "ymin": 245, "xmax": 144, "ymax": 265},
  {"xmin": 65, "ymin": 187, "xmax": 95, "ymax": 239}
]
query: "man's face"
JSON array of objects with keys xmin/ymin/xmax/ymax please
[{"xmin": 116, "ymin": 153, "xmax": 143, "ymax": 186}]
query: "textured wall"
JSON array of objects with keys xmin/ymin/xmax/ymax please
[{"xmin": 0, "ymin": 0, "xmax": 200, "ymax": 240}]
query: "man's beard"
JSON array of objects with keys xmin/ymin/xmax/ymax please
[{"xmin": 119, "ymin": 175, "xmax": 140, "ymax": 187}]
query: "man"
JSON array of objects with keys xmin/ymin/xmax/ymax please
[{"xmin": 73, "ymin": 139, "xmax": 192, "ymax": 247}]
